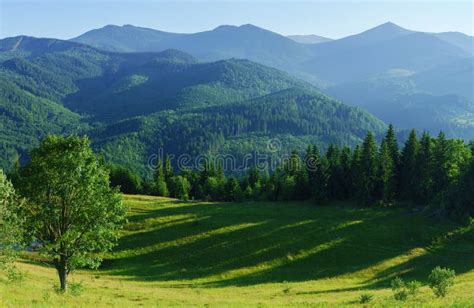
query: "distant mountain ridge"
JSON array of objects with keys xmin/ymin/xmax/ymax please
[
  {"xmin": 72, "ymin": 24, "xmax": 314, "ymax": 76},
  {"xmin": 70, "ymin": 22, "xmax": 473, "ymax": 87}
]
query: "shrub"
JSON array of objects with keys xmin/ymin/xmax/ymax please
[
  {"xmin": 359, "ymin": 293, "xmax": 374, "ymax": 304},
  {"xmin": 391, "ymin": 277, "xmax": 421, "ymax": 301},
  {"xmin": 428, "ymin": 266, "xmax": 455, "ymax": 297},
  {"xmin": 391, "ymin": 277, "xmax": 408, "ymax": 301},
  {"xmin": 406, "ymin": 280, "xmax": 421, "ymax": 296}
]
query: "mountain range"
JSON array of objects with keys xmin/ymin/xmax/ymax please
[
  {"xmin": 0, "ymin": 35, "xmax": 385, "ymax": 174},
  {"xmin": 0, "ymin": 21, "xmax": 472, "ymax": 173},
  {"xmin": 70, "ymin": 22, "xmax": 474, "ymax": 136},
  {"xmin": 71, "ymin": 22, "xmax": 473, "ymax": 84}
]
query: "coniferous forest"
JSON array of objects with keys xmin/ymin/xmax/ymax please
[{"xmin": 103, "ymin": 125, "xmax": 474, "ymax": 219}]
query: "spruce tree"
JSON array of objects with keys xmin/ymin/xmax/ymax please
[
  {"xmin": 377, "ymin": 140, "xmax": 395, "ymax": 203},
  {"xmin": 399, "ymin": 129, "xmax": 419, "ymax": 201},
  {"xmin": 415, "ymin": 132, "xmax": 434, "ymax": 203},
  {"xmin": 383, "ymin": 124, "xmax": 400, "ymax": 196},
  {"xmin": 384, "ymin": 124, "xmax": 400, "ymax": 167},
  {"xmin": 164, "ymin": 155, "xmax": 174, "ymax": 182},
  {"xmin": 432, "ymin": 132, "xmax": 450, "ymax": 194},
  {"xmin": 340, "ymin": 146, "xmax": 353, "ymax": 199},
  {"xmin": 154, "ymin": 159, "xmax": 169, "ymax": 197},
  {"xmin": 326, "ymin": 145, "xmax": 342, "ymax": 200},
  {"xmin": 358, "ymin": 132, "xmax": 378, "ymax": 205},
  {"xmin": 350, "ymin": 145, "xmax": 362, "ymax": 200}
]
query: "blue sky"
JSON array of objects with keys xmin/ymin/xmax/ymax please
[{"xmin": 1, "ymin": 1, "xmax": 473, "ymax": 39}]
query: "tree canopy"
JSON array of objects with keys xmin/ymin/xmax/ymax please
[{"xmin": 16, "ymin": 135, "xmax": 126, "ymax": 291}]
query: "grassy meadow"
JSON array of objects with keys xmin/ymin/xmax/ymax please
[{"xmin": 1, "ymin": 195, "xmax": 473, "ymax": 307}]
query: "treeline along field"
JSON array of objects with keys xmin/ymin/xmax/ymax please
[{"xmin": 110, "ymin": 125, "xmax": 474, "ymax": 220}]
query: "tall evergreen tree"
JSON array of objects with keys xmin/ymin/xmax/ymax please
[
  {"xmin": 399, "ymin": 129, "xmax": 419, "ymax": 201},
  {"xmin": 357, "ymin": 132, "xmax": 378, "ymax": 205},
  {"xmin": 312, "ymin": 150, "xmax": 329, "ymax": 202},
  {"xmin": 432, "ymin": 132, "xmax": 450, "ymax": 195},
  {"xmin": 383, "ymin": 124, "xmax": 400, "ymax": 197},
  {"xmin": 383, "ymin": 124, "xmax": 400, "ymax": 167},
  {"xmin": 164, "ymin": 155, "xmax": 174, "ymax": 182},
  {"xmin": 326, "ymin": 145, "xmax": 343, "ymax": 200},
  {"xmin": 284, "ymin": 150, "xmax": 302, "ymax": 177},
  {"xmin": 339, "ymin": 146, "xmax": 353, "ymax": 199},
  {"xmin": 415, "ymin": 132, "xmax": 434, "ymax": 203},
  {"xmin": 225, "ymin": 178, "xmax": 243, "ymax": 201},
  {"xmin": 377, "ymin": 140, "xmax": 395, "ymax": 203},
  {"xmin": 154, "ymin": 159, "xmax": 169, "ymax": 197},
  {"xmin": 305, "ymin": 145, "xmax": 318, "ymax": 187},
  {"xmin": 350, "ymin": 145, "xmax": 362, "ymax": 200}
]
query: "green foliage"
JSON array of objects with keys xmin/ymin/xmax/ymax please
[
  {"xmin": 406, "ymin": 280, "xmax": 421, "ymax": 296},
  {"xmin": 428, "ymin": 266, "xmax": 456, "ymax": 298},
  {"xmin": 357, "ymin": 132, "xmax": 378, "ymax": 205},
  {"xmin": 415, "ymin": 132, "xmax": 434, "ymax": 203},
  {"xmin": 131, "ymin": 126, "xmax": 474, "ymax": 221},
  {"xmin": 169, "ymin": 175, "xmax": 191, "ymax": 201},
  {"xmin": 391, "ymin": 277, "xmax": 421, "ymax": 301},
  {"xmin": 377, "ymin": 140, "xmax": 395, "ymax": 203},
  {"xmin": 16, "ymin": 135, "xmax": 126, "ymax": 291},
  {"xmin": 391, "ymin": 277, "xmax": 408, "ymax": 301},
  {"xmin": 400, "ymin": 129, "xmax": 419, "ymax": 201},
  {"xmin": 109, "ymin": 165, "xmax": 143, "ymax": 194},
  {"xmin": 0, "ymin": 169, "xmax": 23, "ymax": 268}
]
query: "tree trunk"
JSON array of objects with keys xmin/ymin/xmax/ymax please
[{"xmin": 57, "ymin": 255, "xmax": 68, "ymax": 292}]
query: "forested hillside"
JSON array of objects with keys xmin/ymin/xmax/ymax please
[
  {"xmin": 0, "ymin": 36, "xmax": 385, "ymax": 173},
  {"xmin": 91, "ymin": 88, "xmax": 386, "ymax": 174}
]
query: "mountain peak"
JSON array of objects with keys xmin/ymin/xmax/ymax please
[
  {"xmin": 239, "ymin": 23, "xmax": 259, "ymax": 29},
  {"xmin": 368, "ymin": 21, "xmax": 411, "ymax": 34},
  {"xmin": 213, "ymin": 24, "xmax": 263, "ymax": 32},
  {"xmin": 344, "ymin": 21, "xmax": 413, "ymax": 44},
  {"xmin": 379, "ymin": 21, "xmax": 399, "ymax": 27}
]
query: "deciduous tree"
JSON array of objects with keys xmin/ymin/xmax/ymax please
[{"xmin": 17, "ymin": 135, "xmax": 125, "ymax": 292}]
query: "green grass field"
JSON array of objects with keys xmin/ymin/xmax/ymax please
[{"xmin": 1, "ymin": 195, "xmax": 474, "ymax": 307}]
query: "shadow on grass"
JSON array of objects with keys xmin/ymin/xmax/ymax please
[{"xmin": 101, "ymin": 200, "xmax": 474, "ymax": 289}]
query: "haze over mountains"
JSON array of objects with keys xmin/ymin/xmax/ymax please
[{"xmin": 0, "ymin": 21, "xmax": 473, "ymax": 173}]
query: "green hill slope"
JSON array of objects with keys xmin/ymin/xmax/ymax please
[
  {"xmin": 65, "ymin": 58, "xmax": 311, "ymax": 122},
  {"xmin": 91, "ymin": 88, "xmax": 386, "ymax": 174},
  {"xmin": 0, "ymin": 77, "xmax": 85, "ymax": 170},
  {"xmin": 2, "ymin": 195, "xmax": 473, "ymax": 306}
]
